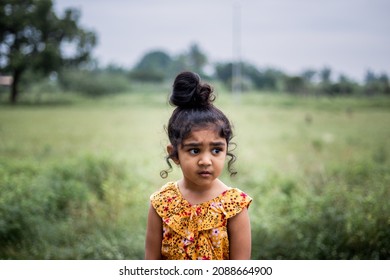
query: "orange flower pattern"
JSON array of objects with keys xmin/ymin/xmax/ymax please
[{"xmin": 150, "ymin": 182, "xmax": 252, "ymax": 260}]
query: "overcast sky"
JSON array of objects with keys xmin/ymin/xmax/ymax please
[{"xmin": 55, "ymin": 0, "xmax": 389, "ymax": 81}]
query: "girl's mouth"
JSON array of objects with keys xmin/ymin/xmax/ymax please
[{"xmin": 198, "ymin": 171, "xmax": 212, "ymax": 177}]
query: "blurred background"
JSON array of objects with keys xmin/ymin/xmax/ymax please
[{"xmin": 0, "ymin": 0, "xmax": 389, "ymax": 259}]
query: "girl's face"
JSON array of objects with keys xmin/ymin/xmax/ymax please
[{"xmin": 172, "ymin": 128, "xmax": 227, "ymax": 189}]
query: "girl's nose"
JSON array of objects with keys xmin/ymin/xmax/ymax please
[{"xmin": 198, "ymin": 154, "xmax": 212, "ymax": 166}]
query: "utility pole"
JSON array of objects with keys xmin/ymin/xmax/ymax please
[{"xmin": 232, "ymin": 2, "xmax": 242, "ymax": 101}]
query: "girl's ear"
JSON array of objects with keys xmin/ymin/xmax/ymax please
[{"xmin": 167, "ymin": 144, "xmax": 180, "ymax": 165}]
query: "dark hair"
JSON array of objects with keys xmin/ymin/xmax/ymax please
[{"xmin": 160, "ymin": 71, "xmax": 237, "ymax": 178}]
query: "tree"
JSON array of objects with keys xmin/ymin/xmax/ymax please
[
  {"xmin": 215, "ymin": 62, "xmax": 233, "ymax": 85},
  {"xmin": 319, "ymin": 67, "xmax": 332, "ymax": 84},
  {"xmin": 215, "ymin": 62, "xmax": 283, "ymax": 91},
  {"xmin": 284, "ymin": 75, "xmax": 306, "ymax": 94},
  {"xmin": 301, "ymin": 69, "xmax": 317, "ymax": 84},
  {"xmin": 186, "ymin": 43, "xmax": 207, "ymax": 75},
  {"xmin": 249, "ymin": 67, "xmax": 283, "ymax": 91},
  {"xmin": 130, "ymin": 50, "xmax": 172, "ymax": 82},
  {"xmin": 332, "ymin": 74, "xmax": 358, "ymax": 95},
  {"xmin": 0, "ymin": 0, "xmax": 96, "ymax": 103},
  {"xmin": 318, "ymin": 66, "xmax": 333, "ymax": 95},
  {"xmin": 364, "ymin": 70, "xmax": 390, "ymax": 95}
]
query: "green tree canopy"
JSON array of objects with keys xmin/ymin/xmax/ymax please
[
  {"xmin": 0, "ymin": 0, "xmax": 97, "ymax": 103},
  {"xmin": 186, "ymin": 43, "xmax": 207, "ymax": 75},
  {"xmin": 130, "ymin": 50, "xmax": 173, "ymax": 82},
  {"xmin": 215, "ymin": 62, "xmax": 283, "ymax": 91},
  {"xmin": 130, "ymin": 44, "xmax": 210, "ymax": 82}
]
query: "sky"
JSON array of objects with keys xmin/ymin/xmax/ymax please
[{"xmin": 54, "ymin": 0, "xmax": 390, "ymax": 82}]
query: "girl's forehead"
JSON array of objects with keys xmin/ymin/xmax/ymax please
[{"xmin": 184, "ymin": 128, "xmax": 225, "ymax": 143}]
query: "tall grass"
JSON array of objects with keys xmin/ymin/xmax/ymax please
[{"xmin": 0, "ymin": 92, "xmax": 389, "ymax": 259}]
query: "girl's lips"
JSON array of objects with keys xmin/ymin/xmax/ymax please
[{"xmin": 198, "ymin": 171, "xmax": 212, "ymax": 177}]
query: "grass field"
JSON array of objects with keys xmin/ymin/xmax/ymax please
[{"xmin": 0, "ymin": 90, "xmax": 389, "ymax": 259}]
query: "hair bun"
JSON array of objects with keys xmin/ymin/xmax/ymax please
[{"xmin": 170, "ymin": 71, "xmax": 214, "ymax": 108}]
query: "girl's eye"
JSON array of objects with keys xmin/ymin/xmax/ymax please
[
  {"xmin": 212, "ymin": 148, "xmax": 222, "ymax": 155},
  {"xmin": 189, "ymin": 149, "xmax": 200, "ymax": 155}
]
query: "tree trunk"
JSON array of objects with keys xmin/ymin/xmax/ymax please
[{"xmin": 10, "ymin": 70, "xmax": 20, "ymax": 104}]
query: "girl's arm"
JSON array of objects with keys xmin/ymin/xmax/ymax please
[
  {"xmin": 145, "ymin": 204, "xmax": 163, "ymax": 260},
  {"xmin": 227, "ymin": 207, "xmax": 251, "ymax": 259}
]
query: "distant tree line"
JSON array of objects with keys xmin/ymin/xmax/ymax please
[
  {"xmin": 129, "ymin": 46, "xmax": 390, "ymax": 96},
  {"xmin": 1, "ymin": 1, "xmax": 389, "ymax": 103}
]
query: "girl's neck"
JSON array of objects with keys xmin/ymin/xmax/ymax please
[{"xmin": 177, "ymin": 179, "xmax": 229, "ymax": 205}]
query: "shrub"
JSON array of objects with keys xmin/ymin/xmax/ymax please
[
  {"xmin": 250, "ymin": 158, "xmax": 390, "ymax": 259},
  {"xmin": 0, "ymin": 161, "xmax": 45, "ymax": 245},
  {"xmin": 59, "ymin": 69, "xmax": 130, "ymax": 96},
  {"xmin": 0, "ymin": 155, "xmax": 144, "ymax": 259}
]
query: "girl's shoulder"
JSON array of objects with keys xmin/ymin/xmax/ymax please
[
  {"xmin": 216, "ymin": 187, "xmax": 252, "ymax": 218},
  {"xmin": 150, "ymin": 182, "xmax": 182, "ymax": 213},
  {"xmin": 222, "ymin": 187, "xmax": 252, "ymax": 200},
  {"xmin": 150, "ymin": 182, "xmax": 188, "ymax": 224},
  {"xmin": 150, "ymin": 181, "xmax": 178, "ymax": 200}
]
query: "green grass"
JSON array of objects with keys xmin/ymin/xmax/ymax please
[{"xmin": 0, "ymin": 91, "xmax": 389, "ymax": 259}]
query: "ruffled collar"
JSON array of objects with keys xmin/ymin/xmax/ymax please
[{"xmin": 151, "ymin": 182, "xmax": 251, "ymax": 241}]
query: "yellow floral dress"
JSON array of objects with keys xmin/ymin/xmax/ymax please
[{"xmin": 150, "ymin": 182, "xmax": 252, "ymax": 260}]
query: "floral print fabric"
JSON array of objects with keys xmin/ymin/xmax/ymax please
[{"xmin": 150, "ymin": 182, "xmax": 252, "ymax": 260}]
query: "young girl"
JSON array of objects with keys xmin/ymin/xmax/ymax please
[{"xmin": 145, "ymin": 71, "xmax": 252, "ymax": 260}]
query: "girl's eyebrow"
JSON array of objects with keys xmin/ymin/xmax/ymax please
[
  {"xmin": 182, "ymin": 142, "xmax": 201, "ymax": 148},
  {"xmin": 182, "ymin": 141, "xmax": 226, "ymax": 147},
  {"xmin": 210, "ymin": 141, "xmax": 226, "ymax": 147}
]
